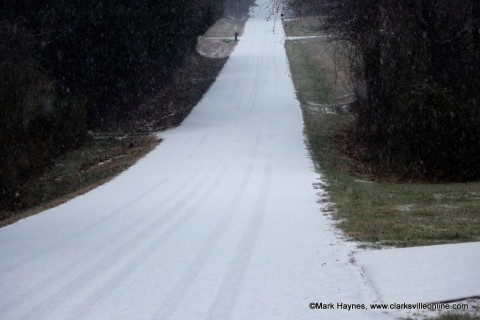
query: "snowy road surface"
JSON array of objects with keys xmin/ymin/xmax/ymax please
[
  {"xmin": 3, "ymin": 1, "xmax": 477, "ymax": 320},
  {"xmin": 0, "ymin": 3, "xmax": 382, "ymax": 319}
]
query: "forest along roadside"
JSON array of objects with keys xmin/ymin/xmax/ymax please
[
  {"xmin": 283, "ymin": 16, "xmax": 480, "ymax": 249},
  {"xmin": 283, "ymin": 16, "xmax": 480, "ymax": 320},
  {"xmin": 0, "ymin": 15, "xmax": 245, "ymax": 228}
]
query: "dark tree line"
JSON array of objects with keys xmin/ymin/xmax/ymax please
[
  {"xmin": 2, "ymin": 0, "xmax": 225, "ymax": 126},
  {"xmin": 0, "ymin": 0, "xmax": 237, "ymax": 211},
  {"xmin": 285, "ymin": 0, "xmax": 480, "ymax": 181},
  {"xmin": 224, "ymin": 0, "xmax": 256, "ymax": 18}
]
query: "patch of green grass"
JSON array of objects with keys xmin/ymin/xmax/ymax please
[
  {"xmin": 1, "ymin": 135, "xmax": 159, "ymax": 227},
  {"xmin": 285, "ymin": 35, "xmax": 480, "ymax": 248}
]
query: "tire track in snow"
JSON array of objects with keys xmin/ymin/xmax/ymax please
[
  {"xmin": 231, "ymin": 33, "xmax": 258, "ymax": 113},
  {"xmin": 205, "ymin": 164, "xmax": 272, "ymax": 320},
  {"xmin": 262, "ymin": 38, "xmax": 274, "ymax": 87},
  {"xmin": 0, "ymin": 177, "xmax": 170, "ymax": 276},
  {"xmin": 150, "ymin": 164, "xmax": 254, "ymax": 320},
  {"xmin": 6, "ymin": 163, "xmax": 229, "ymax": 320},
  {"xmin": 231, "ymin": 22, "xmax": 263, "ymax": 116},
  {"xmin": 0, "ymin": 164, "xmax": 210, "ymax": 316},
  {"xmin": 252, "ymin": 134, "xmax": 262, "ymax": 158},
  {"xmin": 246, "ymin": 31, "xmax": 267, "ymax": 116},
  {"xmin": 65, "ymin": 166, "xmax": 239, "ymax": 320},
  {"xmin": 235, "ymin": 60, "xmax": 258, "ymax": 114}
]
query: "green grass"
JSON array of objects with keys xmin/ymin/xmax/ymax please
[
  {"xmin": 1, "ymin": 135, "xmax": 159, "ymax": 227},
  {"xmin": 284, "ymin": 25, "xmax": 480, "ymax": 248}
]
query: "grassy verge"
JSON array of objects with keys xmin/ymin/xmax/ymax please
[
  {"xmin": 0, "ymin": 135, "xmax": 159, "ymax": 227},
  {"xmin": 284, "ymin": 20, "xmax": 480, "ymax": 248},
  {"xmin": 196, "ymin": 17, "xmax": 247, "ymax": 59}
]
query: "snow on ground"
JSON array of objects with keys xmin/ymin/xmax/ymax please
[
  {"xmin": 0, "ymin": 2, "xmax": 384, "ymax": 319},
  {"xmin": 196, "ymin": 37, "xmax": 239, "ymax": 59},
  {"xmin": 355, "ymin": 242, "xmax": 480, "ymax": 316},
  {"xmin": 0, "ymin": 1, "xmax": 478, "ymax": 320},
  {"xmin": 196, "ymin": 17, "xmax": 244, "ymax": 59}
]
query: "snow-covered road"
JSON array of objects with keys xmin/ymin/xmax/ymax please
[{"xmin": 0, "ymin": 3, "xmax": 433, "ymax": 320}]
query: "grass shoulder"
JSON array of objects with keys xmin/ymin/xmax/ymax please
[
  {"xmin": 283, "ymin": 19, "xmax": 480, "ymax": 248},
  {"xmin": 0, "ymin": 135, "xmax": 159, "ymax": 227},
  {"xmin": 196, "ymin": 16, "xmax": 247, "ymax": 59}
]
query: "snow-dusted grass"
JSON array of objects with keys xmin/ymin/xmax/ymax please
[
  {"xmin": 284, "ymin": 26, "xmax": 480, "ymax": 248},
  {"xmin": 196, "ymin": 17, "xmax": 246, "ymax": 59},
  {"xmin": 0, "ymin": 136, "xmax": 159, "ymax": 227}
]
